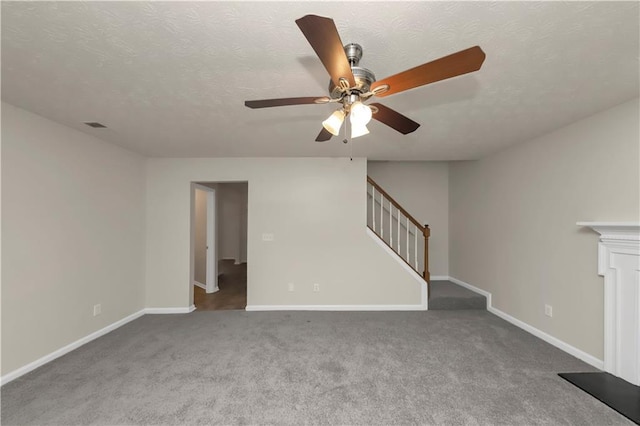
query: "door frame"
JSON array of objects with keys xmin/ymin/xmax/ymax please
[{"xmin": 193, "ymin": 183, "xmax": 218, "ymax": 293}]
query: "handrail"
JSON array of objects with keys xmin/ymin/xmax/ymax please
[
  {"xmin": 367, "ymin": 176, "xmax": 426, "ymax": 233},
  {"xmin": 367, "ymin": 175, "xmax": 430, "ymax": 285}
]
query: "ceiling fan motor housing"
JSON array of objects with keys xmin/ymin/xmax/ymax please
[
  {"xmin": 329, "ymin": 43, "xmax": 376, "ymax": 99},
  {"xmin": 345, "ymin": 43, "xmax": 363, "ymax": 66}
]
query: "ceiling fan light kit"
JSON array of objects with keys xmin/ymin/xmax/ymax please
[
  {"xmin": 244, "ymin": 14, "xmax": 486, "ymax": 143},
  {"xmin": 322, "ymin": 109, "xmax": 346, "ymax": 136},
  {"xmin": 322, "ymin": 96, "xmax": 373, "ymax": 138},
  {"xmin": 350, "ymin": 101, "xmax": 373, "ymax": 126},
  {"xmin": 350, "ymin": 123, "xmax": 370, "ymax": 138}
]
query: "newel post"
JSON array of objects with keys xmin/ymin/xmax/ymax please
[{"xmin": 423, "ymin": 224, "xmax": 430, "ymax": 283}]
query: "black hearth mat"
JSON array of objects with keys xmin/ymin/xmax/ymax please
[{"xmin": 559, "ymin": 372, "xmax": 640, "ymax": 424}]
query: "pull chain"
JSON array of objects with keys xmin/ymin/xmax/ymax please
[
  {"xmin": 349, "ymin": 127, "xmax": 353, "ymax": 161},
  {"xmin": 343, "ymin": 115, "xmax": 353, "ymax": 161}
]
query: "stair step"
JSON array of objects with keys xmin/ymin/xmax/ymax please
[{"xmin": 429, "ymin": 280, "xmax": 486, "ymax": 310}]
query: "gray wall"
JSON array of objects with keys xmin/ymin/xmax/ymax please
[
  {"xmin": 193, "ymin": 188, "xmax": 207, "ymax": 284},
  {"xmin": 449, "ymin": 98, "xmax": 639, "ymax": 359},
  {"xmin": 1, "ymin": 102, "xmax": 146, "ymax": 375},
  {"xmin": 145, "ymin": 158, "xmax": 425, "ymax": 309},
  {"xmin": 217, "ymin": 183, "xmax": 248, "ymax": 264}
]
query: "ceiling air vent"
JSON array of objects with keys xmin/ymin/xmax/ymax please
[{"xmin": 84, "ymin": 122, "xmax": 107, "ymax": 128}]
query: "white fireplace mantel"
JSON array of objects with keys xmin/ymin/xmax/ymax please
[{"xmin": 578, "ymin": 222, "xmax": 640, "ymax": 386}]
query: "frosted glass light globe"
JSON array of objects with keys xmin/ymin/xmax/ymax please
[
  {"xmin": 349, "ymin": 101, "xmax": 373, "ymax": 127},
  {"xmin": 322, "ymin": 109, "xmax": 346, "ymax": 136},
  {"xmin": 351, "ymin": 124, "xmax": 370, "ymax": 138}
]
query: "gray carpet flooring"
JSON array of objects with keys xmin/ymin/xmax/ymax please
[
  {"xmin": 1, "ymin": 310, "xmax": 631, "ymax": 425},
  {"xmin": 429, "ymin": 281, "xmax": 487, "ymax": 310}
]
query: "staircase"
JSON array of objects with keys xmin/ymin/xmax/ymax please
[
  {"xmin": 367, "ymin": 176, "xmax": 431, "ymax": 294},
  {"xmin": 428, "ymin": 280, "xmax": 486, "ymax": 310},
  {"xmin": 367, "ymin": 176, "xmax": 487, "ymax": 310}
]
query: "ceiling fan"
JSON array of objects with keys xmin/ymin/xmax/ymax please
[{"xmin": 244, "ymin": 15, "xmax": 486, "ymax": 142}]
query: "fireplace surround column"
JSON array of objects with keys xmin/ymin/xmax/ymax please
[{"xmin": 578, "ymin": 222, "xmax": 640, "ymax": 386}]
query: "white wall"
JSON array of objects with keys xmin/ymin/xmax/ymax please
[
  {"xmin": 193, "ymin": 188, "xmax": 207, "ymax": 284},
  {"xmin": 367, "ymin": 161, "xmax": 449, "ymax": 277},
  {"xmin": 449, "ymin": 98, "xmax": 640, "ymax": 360},
  {"xmin": 145, "ymin": 158, "xmax": 424, "ymax": 309},
  {"xmin": 0, "ymin": 105, "xmax": 3, "ymax": 375},
  {"xmin": 217, "ymin": 183, "xmax": 248, "ymax": 264},
  {"xmin": 1, "ymin": 102, "xmax": 146, "ymax": 375}
]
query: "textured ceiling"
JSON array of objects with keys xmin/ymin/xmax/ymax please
[{"xmin": 2, "ymin": 1, "xmax": 638, "ymax": 160}]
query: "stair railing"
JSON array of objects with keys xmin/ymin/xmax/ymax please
[{"xmin": 367, "ymin": 176, "xmax": 430, "ymax": 283}]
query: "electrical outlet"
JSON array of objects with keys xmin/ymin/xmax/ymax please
[
  {"xmin": 288, "ymin": 282, "xmax": 294, "ymax": 292},
  {"xmin": 313, "ymin": 283, "xmax": 320, "ymax": 292},
  {"xmin": 262, "ymin": 233, "xmax": 274, "ymax": 241},
  {"xmin": 93, "ymin": 304, "xmax": 102, "ymax": 316},
  {"xmin": 545, "ymin": 304, "xmax": 553, "ymax": 317}
]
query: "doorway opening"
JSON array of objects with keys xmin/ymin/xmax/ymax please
[{"xmin": 191, "ymin": 182, "xmax": 248, "ymax": 310}]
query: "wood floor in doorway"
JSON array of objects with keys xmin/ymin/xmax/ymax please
[{"xmin": 194, "ymin": 260, "xmax": 246, "ymax": 310}]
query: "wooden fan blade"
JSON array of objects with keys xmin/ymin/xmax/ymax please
[
  {"xmin": 244, "ymin": 97, "xmax": 329, "ymax": 109},
  {"xmin": 370, "ymin": 103, "xmax": 420, "ymax": 134},
  {"xmin": 315, "ymin": 127, "xmax": 333, "ymax": 142},
  {"xmin": 371, "ymin": 46, "xmax": 486, "ymax": 97},
  {"xmin": 295, "ymin": 15, "xmax": 356, "ymax": 88}
]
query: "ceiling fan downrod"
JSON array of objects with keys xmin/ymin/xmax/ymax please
[{"xmin": 344, "ymin": 43, "xmax": 363, "ymax": 67}]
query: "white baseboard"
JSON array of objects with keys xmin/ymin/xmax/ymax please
[
  {"xmin": 1, "ymin": 304, "xmax": 200, "ymax": 386},
  {"xmin": 145, "ymin": 305, "xmax": 196, "ymax": 314},
  {"xmin": 447, "ymin": 276, "xmax": 603, "ymax": 370},
  {"xmin": 430, "ymin": 275, "xmax": 450, "ymax": 281},
  {"xmin": 448, "ymin": 276, "xmax": 491, "ymax": 309},
  {"xmin": 245, "ymin": 304, "xmax": 426, "ymax": 311},
  {"xmin": 488, "ymin": 300, "xmax": 604, "ymax": 370},
  {"xmin": 221, "ymin": 257, "xmax": 245, "ymax": 265},
  {"xmin": 0, "ymin": 309, "xmax": 145, "ymax": 386},
  {"xmin": 194, "ymin": 281, "xmax": 219, "ymax": 294}
]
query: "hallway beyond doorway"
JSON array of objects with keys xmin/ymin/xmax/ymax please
[{"xmin": 194, "ymin": 260, "xmax": 247, "ymax": 310}]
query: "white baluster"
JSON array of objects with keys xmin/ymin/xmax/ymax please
[
  {"xmin": 380, "ymin": 193, "xmax": 386, "ymax": 240},
  {"xmin": 406, "ymin": 217, "xmax": 409, "ymax": 260},
  {"xmin": 397, "ymin": 211, "xmax": 401, "ymax": 252},
  {"xmin": 380, "ymin": 197, "xmax": 384, "ymax": 239},
  {"xmin": 372, "ymin": 186, "xmax": 376, "ymax": 233},
  {"xmin": 414, "ymin": 224, "xmax": 418, "ymax": 269},
  {"xmin": 390, "ymin": 205, "xmax": 393, "ymax": 247},
  {"xmin": 367, "ymin": 183, "xmax": 371, "ymax": 226}
]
